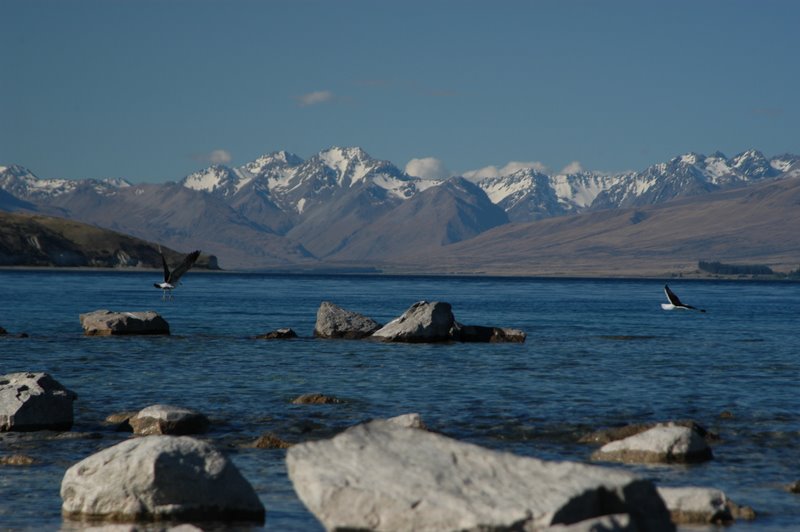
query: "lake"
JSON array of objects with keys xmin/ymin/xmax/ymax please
[{"xmin": 1, "ymin": 271, "xmax": 799, "ymax": 530}]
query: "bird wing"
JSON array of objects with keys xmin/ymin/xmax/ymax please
[
  {"xmin": 664, "ymin": 284, "xmax": 684, "ymax": 307},
  {"xmin": 160, "ymin": 252, "xmax": 171, "ymax": 282},
  {"xmin": 167, "ymin": 250, "xmax": 201, "ymax": 284}
]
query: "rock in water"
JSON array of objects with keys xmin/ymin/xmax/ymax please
[
  {"xmin": 61, "ymin": 435, "xmax": 265, "ymax": 523},
  {"xmin": 0, "ymin": 372, "xmax": 77, "ymax": 431},
  {"xmin": 371, "ymin": 301, "xmax": 455, "ymax": 342},
  {"xmin": 129, "ymin": 404, "xmax": 210, "ymax": 435},
  {"xmin": 286, "ymin": 420, "xmax": 674, "ymax": 531},
  {"xmin": 591, "ymin": 424, "xmax": 713, "ymax": 464},
  {"xmin": 79, "ymin": 310, "xmax": 170, "ymax": 336},
  {"xmin": 313, "ymin": 301, "xmax": 381, "ymax": 339}
]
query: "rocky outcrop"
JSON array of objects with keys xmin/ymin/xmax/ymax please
[
  {"xmin": 255, "ymin": 327, "xmax": 297, "ymax": 339},
  {"xmin": 286, "ymin": 420, "xmax": 674, "ymax": 531},
  {"xmin": 129, "ymin": 405, "xmax": 210, "ymax": 436},
  {"xmin": 0, "ymin": 372, "xmax": 77, "ymax": 431},
  {"xmin": 313, "ymin": 301, "xmax": 381, "ymax": 339},
  {"xmin": 79, "ymin": 310, "xmax": 170, "ymax": 336},
  {"xmin": 371, "ymin": 301, "xmax": 455, "ymax": 342},
  {"xmin": 61, "ymin": 435, "xmax": 265, "ymax": 523},
  {"xmin": 591, "ymin": 424, "xmax": 713, "ymax": 464},
  {"xmin": 657, "ymin": 487, "xmax": 755, "ymax": 525}
]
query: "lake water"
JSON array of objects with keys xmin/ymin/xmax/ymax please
[{"xmin": 1, "ymin": 271, "xmax": 799, "ymax": 530}]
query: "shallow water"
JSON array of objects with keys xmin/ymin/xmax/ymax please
[{"xmin": 1, "ymin": 271, "xmax": 799, "ymax": 530}]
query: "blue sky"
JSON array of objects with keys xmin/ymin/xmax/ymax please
[{"xmin": 1, "ymin": 0, "xmax": 798, "ymax": 182}]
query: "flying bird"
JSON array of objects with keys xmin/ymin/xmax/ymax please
[
  {"xmin": 154, "ymin": 249, "xmax": 200, "ymax": 300},
  {"xmin": 662, "ymin": 284, "xmax": 706, "ymax": 312}
]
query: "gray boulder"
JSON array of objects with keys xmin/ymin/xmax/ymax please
[
  {"xmin": 286, "ymin": 420, "xmax": 674, "ymax": 531},
  {"xmin": 61, "ymin": 435, "xmax": 265, "ymax": 523},
  {"xmin": 79, "ymin": 309, "xmax": 169, "ymax": 336},
  {"xmin": 371, "ymin": 301, "xmax": 455, "ymax": 342},
  {"xmin": 657, "ymin": 487, "xmax": 755, "ymax": 525},
  {"xmin": 129, "ymin": 404, "xmax": 210, "ymax": 436},
  {"xmin": 255, "ymin": 327, "xmax": 298, "ymax": 339},
  {"xmin": 591, "ymin": 424, "xmax": 713, "ymax": 464},
  {"xmin": 313, "ymin": 301, "xmax": 381, "ymax": 339},
  {"xmin": 0, "ymin": 372, "xmax": 77, "ymax": 431}
]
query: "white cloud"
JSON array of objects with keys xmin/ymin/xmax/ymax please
[
  {"xmin": 208, "ymin": 149, "xmax": 232, "ymax": 165},
  {"xmin": 463, "ymin": 161, "xmax": 548, "ymax": 181},
  {"xmin": 405, "ymin": 157, "xmax": 451, "ymax": 180},
  {"xmin": 296, "ymin": 90, "xmax": 334, "ymax": 107},
  {"xmin": 560, "ymin": 161, "xmax": 584, "ymax": 174}
]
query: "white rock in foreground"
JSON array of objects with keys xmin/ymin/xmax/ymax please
[
  {"xmin": 61, "ymin": 435, "xmax": 265, "ymax": 523},
  {"xmin": 591, "ymin": 424, "xmax": 713, "ymax": 464},
  {"xmin": 286, "ymin": 420, "xmax": 674, "ymax": 531},
  {"xmin": 0, "ymin": 372, "xmax": 77, "ymax": 431}
]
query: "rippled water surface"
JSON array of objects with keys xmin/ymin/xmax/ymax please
[{"xmin": 1, "ymin": 271, "xmax": 799, "ymax": 530}]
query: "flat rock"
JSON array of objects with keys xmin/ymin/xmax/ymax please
[
  {"xmin": 255, "ymin": 327, "xmax": 298, "ymax": 339},
  {"xmin": 61, "ymin": 435, "xmax": 265, "ymax": 523},
  {"xmin": 580, "ymin": 420, "xmax": 717, "ymax": 445},
  {"xmin": 286, "ymin": 420, "xmax": 674, "ymax": 531},
  {"xmin": 80, "ymin": 309, "xmax": 170, "ymax": 336},
  {"xmin": 591, "ymin": 423, "xmax": 713, "ymax": 464},
  {"xmin": 129, "ymin": 404, "xmax": 210, "ymax": 436},
  {"xmin": 371, "ymin": 301, "xmax": 455, "ymax": 342},
  {"xmin": 657, "ymin": 486, "xmax": 755, "ymax": 525},
  {"xmin": 0, "ymin": 372, "xmax": 77, "ymax": 431},
  {"xmin": 313, "ymin": 301, "xmax": 381, "ymax": 339}
]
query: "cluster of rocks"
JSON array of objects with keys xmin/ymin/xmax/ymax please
[
  {"xmin": 2, "ymin": 369, "xmax": 768, "ymax": 529},
  {"xmin": 313, "ymin": 300, "xmax": 526, "ymax": 343},
  {"xmin": 74, "ymin": 300, "xmax": 527, "ymax": 343}
]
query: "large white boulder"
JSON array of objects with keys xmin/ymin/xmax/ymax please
[
  {"xmin": 79, "ymin": 309, "xmax": 170, "ymax": 336},
  {"xmin": 61, "ymin": 435, "xmax": 265, "ymax": 523},
  {"xmin": 286, "ymin": 420, "xmax": 674, "ymax": 531},
  {"xmin": 371, "ymin": 301, "xmax": 455, "ymax": 342},
  {"xmin": 591, "ymin": 424, "xmax": 713, "ymax": 464},
  {"xmin": 0, "ymin": 372, "xmax": 77, "ymax": 431}
]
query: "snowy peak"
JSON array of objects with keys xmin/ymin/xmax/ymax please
[
  {"xmin": 242, "ymin": 150, "xmax": 303, "ymax": 177},
  {"xmin": 313, "ymin": 146, "xmax": 399, "ymax": 188},
  {"xmin": 0, "ymin": 164, "xmax": 131, "ymax": 199},
  {"xmin": 731, "ymin": 149, "xmax": 776, "ymax": 180},
  {"xmin": 181, "ymin": 165, "xmax": 253, "ymax": 196}
]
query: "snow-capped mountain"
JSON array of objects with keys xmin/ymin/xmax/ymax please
[
  {"xmin": 0, "ymin": 164, "xmax": 131, "ymax": 200},
  {"xmin": 1, "ymin": 146, "xmax": 798, "ymax": 269}
]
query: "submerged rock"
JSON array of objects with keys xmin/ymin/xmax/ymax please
[
  {"xmin": 291, "ymin": 393, "xmax": 343, "ymax": 405},
  {"xmin": 61, "ymin": 435, "xmax": 265, "ymax": 523},
  {"xmin": 450, "ymin": 323, "xmax": 527, "ymax": 343},
  {"xmin": 371, "ymin": 301, "xmax": 455, "ymax": 342},
  {"xmin": 591, "ymin": 423, "xmax": 713, "ymax": 464},
  {"xmin": 313, "ymin": 301, "xmax": 381, "ymax": 339},
  {"xmin": 0, "ymin": 454, "xmax": 36, "ymax": 466},
  {"xmin": 79, "ymin": 309, "xmax": 169, "ymax": 336},
  {"xmin": 255, "ymin": 327, "xmax": 297, "ymax": 339},
  {"xmin": 580, "ymin": 420, "xmax": 718, "ymax": 445},
  {"xmin": 129, "ymin": 405, "xmax": 210, "ymax": 436},
  {"xmin": 251, "ymin": 432, "xmax": 294, "ymax": 449},
  {"xmin": 286, "ymin": 420, "xmax": 674, "ymax": 531},
  {"xmin": 0, "ymin": 372, "xmax": 77, "ymax": 432}
]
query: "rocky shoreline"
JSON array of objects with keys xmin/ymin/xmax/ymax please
[{"xmin": 0, "ymin": 301, "xmax": 791, "ymax": 530}]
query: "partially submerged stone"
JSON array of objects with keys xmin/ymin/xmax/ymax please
[
  {"xmin": 371, "ymin": 301, "xmax": 455, "ymax": 342},
  {"xmin": 0, "ymin": 454, "xmax": 36, "ymax": 466},
  {"xmin": 287, "ymin": 420, "xmax": 674, "ymax": 531},
  {"xmin": 291, "ymin": 393, "xmax": 343, "ymax": 405},
  {"xmin": 251, "ymin": 432, "xmax": 293, "ymax": 449},
  {"xmin": 314, "ymin": 301, "xmax": 381, "ymax": 339},
  {"xmin": 580, "ymin": 420, "xmax": 717, "ymax": 445},
  {"xmin": 255, "ymin": 327, "xmax": 298, "ymax": 339},
  {"xmin": 61, "ymin": 435, "xmax": 265, "ymax": 523},
  {"xmin": 80, "ymin": 310, "xmax": 169, "ymax": 336},
  {"xmin": 451, "ymin": 323, "xmax": 527, "ymax": 343},
  {"xmin": 0, "ymin": 372, "xmax": 77, "ymax": 431},
  {"xmin": 129, "ymin": 404, "xmax": 210, "ymax": 436},
  {"xmin": 591, "ymin": 424, "xmax": 713, "ymax": 464},
  {"xmin": 657, "ymin": 486, "xmax": 755, "ymax": 525}
]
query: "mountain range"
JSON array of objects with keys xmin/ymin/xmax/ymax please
[{"xmin": 1, "ymin": 146, "xmax": 799, "ymax": 275}]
